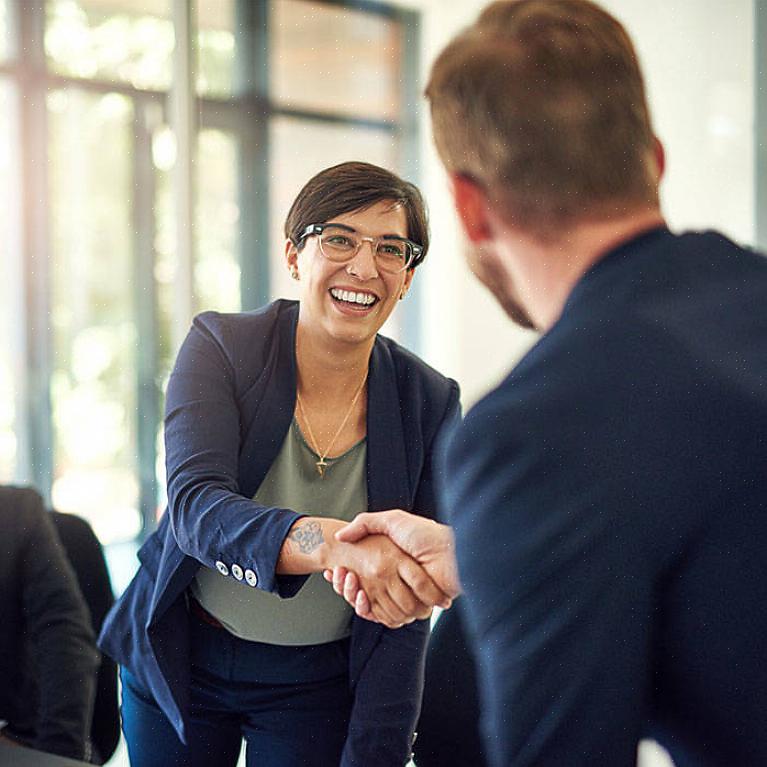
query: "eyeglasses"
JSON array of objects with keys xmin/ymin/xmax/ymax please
[{"xmin": 298, "ymin": 223, "xmax": 424, "ymax": 274}]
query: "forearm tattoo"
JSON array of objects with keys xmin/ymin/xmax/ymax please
[{"xmin": 289, "ymin": 521, "xmax": 324, "ymax": 554}]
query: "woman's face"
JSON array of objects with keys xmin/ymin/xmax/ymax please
[{"xmin": 287, "ymin": 200, "xmax": 415, "ymax": 348}]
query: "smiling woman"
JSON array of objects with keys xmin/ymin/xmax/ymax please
[
  {"xmin": 98, "ymin": 162, "xmax": 461, "ymax": 767},
  {"xmin": 283, "ymin": 163, "xmax": 428, "ymax": 354}
]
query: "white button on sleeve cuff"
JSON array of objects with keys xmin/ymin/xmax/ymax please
[
  {"xmin": 215, "ymin": 560, "xmax": 229, "ymax": 576},
  {"xmin": 231, "ymin": 564, "xmax": 244, "ymax": 581},
  {"xmin": 244, "ymin": 569, "xmax": 258, "ymax": 587}
]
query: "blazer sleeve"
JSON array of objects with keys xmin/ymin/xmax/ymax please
[
  {"xmin": 164, "ymin": 313, "xmax": 305, "ymax": 596},
  {"xmin": 342, "ymin": 381, "xmax": 462, "ymax": 767},
  {"xmin": 18, "ymin": 493, "xmax": 100, "ymax": 761}
]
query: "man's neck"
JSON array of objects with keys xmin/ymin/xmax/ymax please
[{"xmin": 499, "ymin": 207, "xmax": 666, "ymax": 331}]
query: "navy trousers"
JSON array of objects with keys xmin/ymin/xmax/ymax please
[{"xmin": 121, "ymin": 612, "xmax": 353, "ymax": 767}]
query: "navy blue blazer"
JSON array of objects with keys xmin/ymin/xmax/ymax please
[
  {"xmin": 443, "ymin": 228, "xmax": 767, "ymax": 766},
  {"xmin": 99, "ymin": 300, "xmax": 460, "ymax": 766}
]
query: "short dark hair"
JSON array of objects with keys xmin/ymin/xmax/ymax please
[
  {"xmin": 284, "ymin": 161, "xmax": 429, "ymax": 267},
  {"xmin": 426, "ymin": 0, "xmax": 658, "ymax": 236}
]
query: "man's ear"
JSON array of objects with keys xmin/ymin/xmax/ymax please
[
  {"xmin": 653, "ymin": 136, "xmax": 665, "ymax": 182},
  {"xmin": 449, "ymin": 172, "xmax": 494, "ymax": 244}
]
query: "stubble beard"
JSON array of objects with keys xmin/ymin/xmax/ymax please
[{"xmin": 464, "ymin": 240, "xmax": 537, "ymax": 331}]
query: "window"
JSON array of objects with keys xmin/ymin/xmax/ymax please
[
  {"xmin": 3, "ymin": 0, "xmax": 420, "ymax": 588},
  {"xmin": 0, "ymin": 0, "xmax": 10, "ymax": 62},
  {"xmin": 196, "ymin": 0, "xmax": 235, "ymax": 98},
  {"xmin": 45, "ymin": 0, "xmax": 174, "ymax": 90},
  {"xmin": 48, "ymin": 88, "xmax": 141, "ymax": 542},
  {"xmin": 196, "ymin": 128, "xmax": 241, "ymax": 315},
  {"xmin": 271, "ymin": 0, "xmax": 402, "ymax": 121}
]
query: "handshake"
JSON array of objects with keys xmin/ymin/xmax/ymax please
[{"xmin": 320, "ymin": 510, "xmax": 461, "ymax": 629}]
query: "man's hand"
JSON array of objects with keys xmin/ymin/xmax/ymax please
[{"xmin": 324, "ymin": 510, "xmax": 461, "ymax": 621}]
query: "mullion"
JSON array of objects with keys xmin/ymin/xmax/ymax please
[
  {"xmin": 132, "ymin": 97, "xmax": 161, "ymax": 540},
  {"xmin": 16, "ymin": 0, "xmax": 54, "ymax": 500},
  {"xmin": 235, "ymin": 0, "xmax": 271, "ymax": 310},
  {"xmin": 393, "ymin": 6, "xmax": 423, "ymax": 354}
]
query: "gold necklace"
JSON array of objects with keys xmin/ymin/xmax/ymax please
[{"xmin": 296, "ymin": 374, "xmax": 368, "ymax": 477}]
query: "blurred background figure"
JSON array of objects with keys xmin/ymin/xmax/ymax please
[
  {"xmin": 51, "ymin": 510, "xmax": 119, "ymax": 765},
  {"xmin": 0, "ymin": 485, "xmax": 99, "ymax": 762}
]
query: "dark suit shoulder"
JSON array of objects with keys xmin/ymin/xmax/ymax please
[
  {"xmin": 51, "ymin": 512, "xmax": 114, "ymax": 619},
  {"xmin": 0, "ymin": 486, "xmax": 48, "ymax": 549},
  {"xmin": 0, "ymin": 487, "xmax": 49, "ymax": 608},
  {"xmin": 0, "ymin": 484, "xmax": 47, "ymax": 515},
  {"xmin": 51, "ymin": 510, "xmax": 100, "ymax": 550},
  {"xmin": 454, "ymin": 305, "xmax": 684, "ymax": 501}
]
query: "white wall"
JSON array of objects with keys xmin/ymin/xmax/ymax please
[
  {"xmin": 392, "ymin": 0, "xmax": 756, "ymax": 408},
  {"xmin": 605, "ymin": 0, "xmax": 755, "ymax": 242},
  {"xmin": 416, "ymin": 0, "xmax": 539, "ymax": 407}
]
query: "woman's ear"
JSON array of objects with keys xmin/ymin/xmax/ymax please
[
  {"xmin": 399, "ymin": 267, "xmax": 415, "ymax": 300},
  {"xmin": 285, "ymin": 239, "xmax": 300, "ymax": 280}
]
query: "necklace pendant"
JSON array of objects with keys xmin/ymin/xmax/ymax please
[{"xmin": 316, "ymin": 457, "xmax": 328, "ymax": 477}]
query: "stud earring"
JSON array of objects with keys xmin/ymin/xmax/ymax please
[{"xmin": 290, "ymin": 266, "xmax": 299, "ymax": 280}]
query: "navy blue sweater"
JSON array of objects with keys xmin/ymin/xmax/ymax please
[{"xmin": 443, "ymin": 228, "xmax": 767, "ymax": 767}]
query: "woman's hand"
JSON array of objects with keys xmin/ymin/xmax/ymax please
[
  {"xmin": 276, "ymin": 516, "xmax": 444, "ymax": 628},
  {"xmin": 323, "ymin": 510, "xmax": 460, "ymax": 622},
  {"xmin": 326, "ymin": 534, "xmax": 446, "ymax": 628}
]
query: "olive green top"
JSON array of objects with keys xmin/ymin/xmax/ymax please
[{"xmin": 191, "ymin": 419, "xmax": 366, "ymax": 645}]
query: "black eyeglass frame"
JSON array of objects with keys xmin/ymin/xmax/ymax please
[{"xmin": 298, "ymin": 223, "xmax": 425, "ymax": 271}]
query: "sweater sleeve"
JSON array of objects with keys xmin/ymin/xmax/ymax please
[{"xmin": 443, "ymin": 391, "xmax": 655, "ymax": 767}]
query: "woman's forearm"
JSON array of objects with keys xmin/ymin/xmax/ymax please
[{"xmin": 275, "ymin": 516, "xmax": 347, "ymax": 574}]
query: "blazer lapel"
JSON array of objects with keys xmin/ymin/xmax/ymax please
[
  {"xmin": 367, "ymin": 338, "xmax": 412, "ymax": 511},
  {"xmin": 238, "ymin": 303, "xmax": 299, "ymax": 499},
  {"xmin": 349, "ymin": 338, "xmax": 413, "ymax": 683}
]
